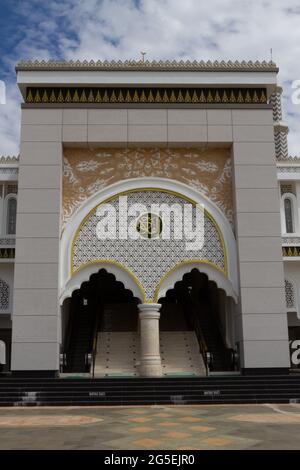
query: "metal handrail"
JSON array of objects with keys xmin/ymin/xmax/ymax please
[
  {"xmin": 194, "ymin": 295, "xmax": 235, "ymax": 371},
  {"xmin": 85, "ymin": 352, "xmax": 92, "ymax": 370},
  {"xmin": 59, "ymin": 352, "xmax": 67, "ymax": 372},
  {"xmin": 213, "ymin": 313, "xmax": 239, "ymax": 371},
  {"xmin": 91, "ymin": 314, "xmax": 99, "ymax": 378},
  {"xmin": 187, "ymin": 293, "xmax": 215, "ymax": 374},
  {"xmin": 183, "ymin": 293, "xmax": 212, "ymax": 375},
  {"xmin": 190, "ymin": 302, "xmax": 213, "ymax": 374},
  {"xmin": 62, "ymin": 311, "xmax": 73, "ymax": 372},
  {"xmin": 194, "ymin": 319, "xmax": 213, "ymax": 374},
  {"xmin": 228, "ymin": 348, "xmax": 239, "ymax": 371}
]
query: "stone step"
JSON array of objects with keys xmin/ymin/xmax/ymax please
[
  {"xmin": 160, "ymin": 331, "xmax": 206, "ymax": 377},
  {"xmin": 94, "ymin": 332, "xmax": 138, "ymax": 377}
]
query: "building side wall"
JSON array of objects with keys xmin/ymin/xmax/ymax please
[
  {"xmin": 11, "ymin": 111, "xmax": 63, "ymax": 371},
  {"xmin": 232, "ymin": 115, "xmax": 290, "ymax": 368}
]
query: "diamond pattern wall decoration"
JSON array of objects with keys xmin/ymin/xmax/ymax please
[
  {"xmin": 72, "ymin": 191, "xmax": 226, "ymax": 301},
  {"xmin": 0, "ymin": 278, "xmax": 9, "ymax": 310}
]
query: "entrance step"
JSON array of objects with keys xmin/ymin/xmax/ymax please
[
  {"xmin": 93, "ymin": 332, "xmax": 139, "ymax": 377},
  {"xmin": 160, "ymin": 331, "xmax": 206, "ymax": 377},
  {"xmin": 60, "ymin": 373, "xmax": 91, "ymax": 379},
  {"xmin": 1, "ymin": 375, "xmax": 300, "ymax": 406}
]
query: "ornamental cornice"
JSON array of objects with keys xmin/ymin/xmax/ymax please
[
  {"xmin": 0, "ymin": 156, "xmax": 19, "ymax": 165},
  {"xmin": 277, "ymin": 156, "xmax": 300, "ymax": 163},
  {"xmin": 277, "ymin": 166, "xmax": 300, "ymax": 173},
  {"xmin": 16, "ymin": 59, "xmax": 278, "ymax": 72},
  {"xmin": 0, "ymin": 167, "xmax": 18, "ymax": 175},
  {"xmin": 274, "ymin": 122, "xmax": 289, "ymax": 132},
  {"xmin": 282, "ymin": 237, "xmax": 300, "ymax": 245}
]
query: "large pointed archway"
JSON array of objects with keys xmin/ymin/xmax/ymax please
[
  {"xmin": 60, "ymin": 177, "xmax": 239, "ymax": 377},
  {"xmin": 60, "ymin": 177, "xmax": 239, "ymax": 304},
  {"xmin": 61, "ymin": 268, "xmax": 140, "ymax": 377},
  {"xmin": 158, "ymin": 268, "xmax": 238, "ymax": 375}
]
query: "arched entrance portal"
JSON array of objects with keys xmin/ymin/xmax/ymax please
[
  {"xmin": 158, "ymin": 268, "xmax": 237, "ymax": 375},
  {"xmin": 61, "ymin": 269, "xmax": 140, "ymax": 377},
  {"xmin": 60, "ymin": 179, "xmax": 239, "ymax": 377},
  {"xmin": 61, "ymin": 267, "xmax": 237, "ymax": 377}
]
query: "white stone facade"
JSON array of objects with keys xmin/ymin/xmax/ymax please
[{"xmin": 1, "ymin": 59, "xmax": 299, "ymax": 375}]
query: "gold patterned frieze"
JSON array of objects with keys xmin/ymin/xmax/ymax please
[
  {"xmin": 0, "ymin": 248, "xmax": 15, "ymax": 259},
  {"xmin": 283, "ymin": 246, "xmax": 300, "ymax": 257},
  {"xmin": 26, "ymin": 87, "xmax": 267, "ymax": 105}
]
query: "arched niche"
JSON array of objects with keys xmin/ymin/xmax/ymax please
[{"xmin": 60, "ymin": 178, "xmax": 238, "ymax": 303}]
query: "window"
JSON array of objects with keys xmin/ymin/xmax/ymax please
[
  {"xmin": 6, "ymin": 197, "xmax": 17, "ymax": 235},
  {"xmin": 282, "ymin": 192, "xmax": 298, "ymax": 234},
  {"xmin": 284, "ymin": 197, "xmax": 294, "ymax": 233}
]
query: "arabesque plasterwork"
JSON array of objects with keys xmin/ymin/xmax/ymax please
[
  {"xmin": 63, "ymin": 147, "xmax": 233, "ymax": 228},
  {"xmin": 72, "ymin": 191, "xmax": 226, "ymax": 302}
]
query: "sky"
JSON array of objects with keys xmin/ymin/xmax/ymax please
[{"xmin": 0, "ymin": 0, "xmax": 300, "ymax": 156}]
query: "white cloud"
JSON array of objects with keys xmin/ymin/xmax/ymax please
[
  {"xmin": 1, "ymin": 0, "xmax": 300, "ymax": 155},
  {"xmin": 0, "ymin": 84, "xmax": 21, "ymax": 156}
]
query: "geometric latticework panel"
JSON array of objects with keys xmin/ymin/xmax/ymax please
[
  {"xmin": 72, "ymin": 190, "xmax": 226, "ymax": 301},
  {"xmin": 0, "ymin": 278, "xmax": 9, "ymax": 310},
  {"xmin": 285, "ymin": 279, "xmax": 295, "ymax": 309}
]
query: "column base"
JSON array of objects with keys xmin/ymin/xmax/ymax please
[{"xmin": 139, "ymin": 356, "xmax": 163, "ymax": 377}]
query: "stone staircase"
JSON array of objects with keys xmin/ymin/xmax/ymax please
[
  {"xmin": 93, "ymin": 330, "xmax": 206, "ymax": 377},
  {"xmin": 1, "ymin": 375, "xmax": 300, "ymax": 406},
  {"xmin": 93, "ymin": 332, "xmax": 139, "ymax": 377},
  {"xmin": 160, "ymin": 331, "xmax": 206, "ymax": 376}
]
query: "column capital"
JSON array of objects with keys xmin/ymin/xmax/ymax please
[
  {"xmin": 138, "ymin": 303, "xmax": 161, "ymax": 311},
  {"xmin": 138, "ymin": 303, "xmax": 161, "ymax": 319}
]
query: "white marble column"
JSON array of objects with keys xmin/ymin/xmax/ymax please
[{"xmin": 138, "ymin": 303, "xmax": 162, "ymax": 377}]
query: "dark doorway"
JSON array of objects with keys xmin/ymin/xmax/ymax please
[
  {"xmin": 62, "ymin": 269, "xmax": 139, "ymax": 374},
  {"xmin": 159, "ymin": 268, "xmax": 235, "ymax": 372}
]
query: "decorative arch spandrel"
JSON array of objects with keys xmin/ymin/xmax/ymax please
[{"xmin": 63, "ymin": 147, "xmax": 233, "ymax": 229}]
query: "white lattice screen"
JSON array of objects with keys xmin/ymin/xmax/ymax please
[
  {"xmin": 73, "ymin": 191, "xmax": 226, "ymax": 301},
  {"xmin": 285, "ymin": 279, "xmax": 295, "ymax": 309}
]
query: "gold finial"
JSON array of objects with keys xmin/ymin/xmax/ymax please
[{"xmin": 140, "ymin": 51, "xmax": 146, "ymax": 63}]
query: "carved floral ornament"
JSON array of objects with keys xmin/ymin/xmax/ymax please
[{"xmin": 63, "ymin": 147, "xmax": 233, "ymax": 229}]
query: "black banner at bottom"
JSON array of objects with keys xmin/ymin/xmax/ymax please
[{"xmin": 0, "ymin": 450, "xmax": 299, "ymax": 467}]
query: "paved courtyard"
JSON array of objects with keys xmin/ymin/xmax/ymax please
[{"xmin": 0, "ymin": 403, "xmax": 300, "ymax": 450}]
